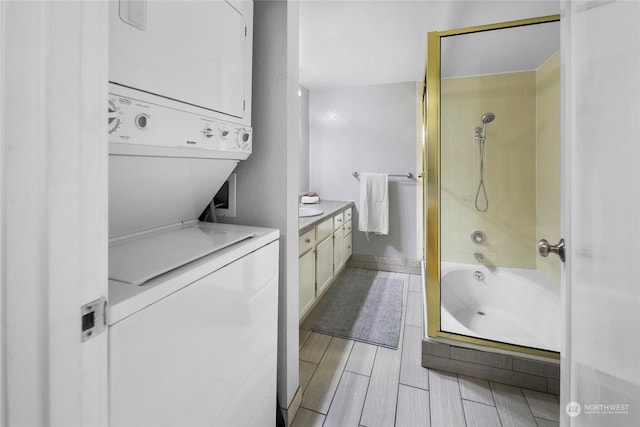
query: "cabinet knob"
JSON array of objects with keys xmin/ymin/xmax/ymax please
[{"xmin": 305, "ymin": 238, "xmax": 311, "ymax": 243}]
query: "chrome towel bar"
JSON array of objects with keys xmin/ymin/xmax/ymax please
[{"xmin": 352, "ymin": 171, "xmax": 414, "ymax": 179}]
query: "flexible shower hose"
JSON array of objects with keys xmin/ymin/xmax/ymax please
[{"xmin": 474, "ymin": 139, "xmax": 489, "ymax": 212}]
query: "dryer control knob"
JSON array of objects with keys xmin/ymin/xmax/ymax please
[
  {"xmin": 236, "ymin": 128, "xmax": 250, "ymax": 149},
  {"xmin": 219, "ymin": 128, "xmax": 230, "ymax": 141}
]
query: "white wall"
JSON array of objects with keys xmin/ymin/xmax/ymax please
[
  {"xmin": 309, "ymin": 82, "xmax": 419, "ymax": 262},
  {"xmin": 220, "ymin": 0, "xmax": 300, "ymax": 410}
]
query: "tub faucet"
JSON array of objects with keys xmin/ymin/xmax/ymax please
[{"xmin": 474, "ymin": 252, "xmax": 484, "ymax": 264}]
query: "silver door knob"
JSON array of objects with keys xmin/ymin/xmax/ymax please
[{"xmin": 538, "ymin": 238, "xmax": 565, "ymax": 263}]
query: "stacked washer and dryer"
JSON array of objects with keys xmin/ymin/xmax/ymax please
[{"xmin": 107, "ymin": 1, "xmax": 279, "ymax": 426}]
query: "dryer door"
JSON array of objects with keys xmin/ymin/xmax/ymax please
[{"xmin": 109, "ymin": 0, "xmax": 248, "ymax": 120}]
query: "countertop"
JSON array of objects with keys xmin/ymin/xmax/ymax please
[{"xmin": 298, "ymin": 200, "xmax": 354, "ymax": 234}]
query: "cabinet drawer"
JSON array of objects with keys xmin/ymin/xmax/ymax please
[
  {"xmin": 343, "ymin": 220, "xmax": 353, "ymax": 234},
  {"xmin": 333, "ymin": 212, "xmax": 344, "ymax": 230},
  {"xmin": 344, "ymin": 207, "xmax": 352, "ymax": 223},
  {"xmin": 316, "ymin": 218, "xmax": 333, "ymax": 242},
  {"xmin": 299, "ymin": 229, "xmax": 315, "ymax": 256}
]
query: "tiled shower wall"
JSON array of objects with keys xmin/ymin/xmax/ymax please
[
  {"xmin": 440, "ymin": 53, "xmax": 561, "ymax": 284},
  {"xmin": 441, "ymin": 71, "xmax": 538, "ymax": 269}
]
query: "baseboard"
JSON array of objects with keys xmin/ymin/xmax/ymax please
[
  {"xmin": 281, "ymin": 386, "xmax": 302, "ymax": 426},
  {"xmin": 347, "ymin": 255, "xmax": 420, "ymax": 274}
]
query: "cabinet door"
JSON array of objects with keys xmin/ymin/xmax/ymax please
[
  {"xmin": 344, "ymin": 232, "xmax": 353, "ymax": 262},
  {"xmin": 299, "ymin": 249, "xmax": 316, "ymax": 320},
  {"xmin": 333, "ymin": 227, "xmax": 345, "ymax": 273},
  {"xmin": 316, "ymin": 236, "xmax": 334, "ymax": 296}
]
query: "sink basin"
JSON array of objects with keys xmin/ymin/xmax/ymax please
[{"xmin": 299, "ymin": 207, "xmax": 323, "ymax": 218}]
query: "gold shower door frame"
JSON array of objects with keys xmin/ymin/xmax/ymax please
[{"xmin": 424, "ymin": 15, "xmax": 561, "ymax": 359}]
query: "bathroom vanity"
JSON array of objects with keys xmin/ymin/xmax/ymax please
[{"xmin": 298, "ymin": 201, "xmax": 354, "ymax": 321}]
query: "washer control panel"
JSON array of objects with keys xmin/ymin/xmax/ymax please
[{"xmin": 108, "ymin": 92, "xmax": 252, "ymax": 160}]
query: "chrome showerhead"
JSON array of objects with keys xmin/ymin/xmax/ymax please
[
  {"xmin": 475, "ymin": 112, "xmax": 495, "ymax": 142},
  {"xmin": 481, "ymin": 112, "xmax": 495, "ymax": 124}
]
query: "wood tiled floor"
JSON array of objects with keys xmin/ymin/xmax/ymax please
[{"xmin": 294, "ymin": 268, "xmax": 560, "ymax": 427}]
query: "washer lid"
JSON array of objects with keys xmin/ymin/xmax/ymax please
[
  {"xmin": 109, "ymin": 223, "xmax": 255, "ymax": 286},
  {"xmin": 109, "ymin": 155, "xmax": 238, "ymax": 238}
]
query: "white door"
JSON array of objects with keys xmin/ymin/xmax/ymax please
[
  {"xmin": 561, "ymin": 1, "xmax": 640, "ymax": 425},
  {"xmin": 1, "ymin": 2, "xmax": 109, "ymax": 425}
]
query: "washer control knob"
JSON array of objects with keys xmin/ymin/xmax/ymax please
[
  {"xmin": 219, "ymin": 128, "xmax": 230, "ymax": 141},
  {"xmin": 236, "ymin": 128, "xmax": 250, "ymax": 149},
  {"xmin": 135, "ymin": 113, "xmax": 150, "ymax": 130},
  {"xmin": 108, "ymin": 99, "xmax": 121, "ymax": 134},
  {"xmin": 203, "ymin": 126, "xmax": 215, "ymax": 139}
]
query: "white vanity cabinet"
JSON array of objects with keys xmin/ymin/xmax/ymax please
[{"xmin": 298, "ymin": 205, "xmax": 353, "ymax": 321}]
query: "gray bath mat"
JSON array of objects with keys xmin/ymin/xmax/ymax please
[{"xmin": 310, "ymin": 270, "xmax": 404, "ymax": 349}]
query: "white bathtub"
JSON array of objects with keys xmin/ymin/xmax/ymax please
[{"xmin": 440, "ymin": 262, "xmax": 560, "ymax": 352}]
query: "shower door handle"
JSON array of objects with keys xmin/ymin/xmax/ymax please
[{"xmin": 538, "ymin": 238, "xmax": 565, "ymax": 263}]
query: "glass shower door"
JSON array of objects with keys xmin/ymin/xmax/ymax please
[{"xmin": 426, "ymin": 18, "xmax": 562, "ymax": 356}]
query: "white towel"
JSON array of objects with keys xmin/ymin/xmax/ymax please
[{"xmin": 358, "ymin": 173, "xmax": 389, "ymax": 235}]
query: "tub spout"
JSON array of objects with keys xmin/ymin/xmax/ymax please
[{"xmin": 474, "ymin": 252, "xmax": 484, "ymax": 264}]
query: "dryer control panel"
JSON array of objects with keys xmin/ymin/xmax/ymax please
[{"xmin": 108, "ymin": 90, "xmax": 252, "ymax": 161}]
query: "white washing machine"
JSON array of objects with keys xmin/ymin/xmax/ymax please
[
  {"xmin": 108, "ymin": 221, "xmax": 279, "ymax": 427},
  {"xmin": 107, "ymin": 2, "xmax": 278, "ymax": 425}
]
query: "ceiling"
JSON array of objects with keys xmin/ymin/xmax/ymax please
[{"xmin": 299, "ymin": 0, "xmax": 561, "ymax": 90}]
